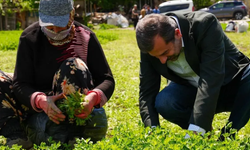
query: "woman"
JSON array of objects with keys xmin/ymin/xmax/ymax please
[{"xmin": 0, "ymin": 0, "xmax": 115, "ymax": 148}]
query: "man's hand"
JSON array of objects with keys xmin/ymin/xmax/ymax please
[
  {"xmin": 184, "ymin": 131, "xmax": 197, "ymax": 139},
  {"xmin": 74, "ymin": 92, "xmax": 97, "ymax": 119},
  {"xmin": 148, "ymin": 126, "xmax": 157, "ymax": 135},
  {"xmin": 37, "ymin": 93, "xmax": 66, "ymax": 124}
]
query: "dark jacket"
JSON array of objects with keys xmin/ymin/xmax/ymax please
[
  {"xmin": 139, "ymin": 11, "xmax": 250, "ymax": 131},
  {"xmin": 13, "ymin": 21, "xmax": 115, "ymax": 113}
]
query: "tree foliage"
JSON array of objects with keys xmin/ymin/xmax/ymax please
[
  {"xmin": 193, "ymin": 0, "xmax": 220, "ymax": 10},
  {"xmin": 0, "ymin": 0, "xmax": 39, "ymax": 14},
  {"xmin": 0, "ymin": 0, "xmax": 222, "ymax": 14},
  {"xmin": 90, "ymin": 0, "xmax": 138, "ymax": 13}
]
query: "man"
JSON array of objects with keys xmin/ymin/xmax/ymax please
[
  {"xmin": 136, "ymin": 12, "xmax": 250, "ymax": 139},
  {"xmin": 131, "ymin": 4, "xmax": 139, "ymax": 30},
  {"xmin": 145, "ymin": 5, "xmax": 152, "ymax": 15},
  {"xmin": 152, "ymin": 6, "xmax": 160, "ymax": 14}
]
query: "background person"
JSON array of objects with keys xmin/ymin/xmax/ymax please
[
  {"xmin": 131, "ymin": 4, "xmax": 139, "ymax": 30},
  {"xmin": 146, "ymin": 5, "xmax": 153, "ymax": 15},
  {"xmin": 136, "ymin": 12, "xmax": 250, "ymax": 140},
  {"xmin": 139, "ymin": 7, "xmax": 146, "ymax": 20},
  {"xmin": 152, "ymin": 5, "xmax": 160, "ymax": 14},
  {"xmin": 0, "ymin": 0, "xmax": 115, "ymax": 147}
]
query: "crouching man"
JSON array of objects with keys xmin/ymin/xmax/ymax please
[{"xmin": 136, "ymin": 12, "xmax": 250, "ymax": 139}]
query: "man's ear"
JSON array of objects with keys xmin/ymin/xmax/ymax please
[{"xmin": 175, "ymin": 28, "xmax": 182, "ymax": 39}]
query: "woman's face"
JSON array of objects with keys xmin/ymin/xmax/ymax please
[{"xmin": 45, "ymin": 26, "xmax": 68, "ymax": 33}]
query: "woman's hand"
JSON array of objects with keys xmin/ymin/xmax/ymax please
[
  {"xmin": 74, "ymin": 92, "xmax": 97, "ymax": 119},
  {"xmin": 37, "ymin": 93, "xmax": 66, "ymax": 124}
]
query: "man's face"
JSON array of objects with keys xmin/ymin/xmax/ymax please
[{"xmin": 148, "ymin": 28, "xmax": 182, "ymax": 64}]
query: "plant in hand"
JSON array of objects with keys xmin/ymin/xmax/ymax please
[
  {"xmin": 0, "ymin": 136, "xmax": 6, "ymax": 146},
  {"xmin": 57, "ymin": 90, "xmax": 91, "ymax": 126}
]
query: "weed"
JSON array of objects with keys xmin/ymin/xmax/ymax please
[
  {"xmin": 0, "ymin": 26, "xmax": 250, "ymax": 149},
  {"xmin": 57, "ymin": 91, "xmax": 91, "ymax": 126}
]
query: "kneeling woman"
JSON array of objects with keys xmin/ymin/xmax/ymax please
[{"xmin": 0, "ymin": 0, "xmax": 115, "ymax": 148}]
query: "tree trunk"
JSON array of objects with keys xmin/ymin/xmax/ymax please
[
  {"xmin": 244, "ymin": 0, "xmax": 250, "ymax": 15},
  {"xmin": 154, "ymin": 0, "xmax": 164, "ymax": 7},
  {"xmin": 5, "ymin": 15, "xmax": 8, "ymax": 30},
  {"xmin": 20, "ymin": 11, "xmax": 26, "ymax": 30},
  {"xmin": 0, "ymin": 12, "xmax": 2, "ymax": 30}
]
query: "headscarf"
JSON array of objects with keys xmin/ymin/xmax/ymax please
[{"xmin": 43, "ymin": 9, "xmax": 76, "ymax": 46}]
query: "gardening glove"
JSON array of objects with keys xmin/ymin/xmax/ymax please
[
  {"xmin": 74, "ymin": 91, "xmax": 100, "ymax": 119},
  {"xmin": 36, "ymin": 93, "xmax": 66, "ymax": 124}
]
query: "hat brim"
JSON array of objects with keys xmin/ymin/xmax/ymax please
[{"xmin": 39, "ymin": 12, "xmax": 70, "ymax": 27}]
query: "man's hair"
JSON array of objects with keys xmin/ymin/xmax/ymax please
[{"xmin": 136, "ymin": 14, "xmax": 177, "ymax": 53}]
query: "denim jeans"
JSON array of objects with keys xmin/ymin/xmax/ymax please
[{"xmin": 155, "ymin": 67, "xmax": 250, "ymax": 131}]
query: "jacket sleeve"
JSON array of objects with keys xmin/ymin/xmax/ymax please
[
  {"xmin": 189, "ymin": 14, "xmax": 225, "ymax": 131},
  {"xmin": 13, "ymin": 35, "xmax": 37, "ymax": 112},
  {"xmin": 87, "ymin": 32, "xmax": 115, "ymax": 102},
  {"xmin": 139, "ymin": 52, "xmax": 161, "ymax": 127}
]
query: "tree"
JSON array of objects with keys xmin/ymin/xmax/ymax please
[
  {"xmin": 192, "ymin": 0, "xmax": 219, "ymax": 10},
  {"xmin": 0, "ymin": 0, "xmax": 39, "ymax": 29},
  {"xmin": 89, "ymin": 0, "xmax": 138, "ymax": 12},
  {"xmin": 154, "ymin": 0, "xmax": 164, "ymax": 7}
]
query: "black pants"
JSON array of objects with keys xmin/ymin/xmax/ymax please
[{"xmin": 132, "ymin": 18, "xmax": 138, "ymax": 29}]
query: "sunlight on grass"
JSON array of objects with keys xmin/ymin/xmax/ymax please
[
  {"xmin": 0, "ymin": 51, "xmax": 16, "ymax": 73},
  {"xmin": 0, "ymin": 28, "xmax": 250, "ymax": 149},
  {"xmin": 0, "ymin": 31, "xmax": 22, "ymax": 50},
  {"xmin": 225, "ymin": 32, "xmax": 250, "ymax": 56},
  {"xmin": 101, "ymin": 30, "xmax": 141, "ymax": 131}
]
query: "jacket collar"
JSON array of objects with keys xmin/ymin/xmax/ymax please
[{"xmin": 166, "ymin": 12, "xmax": 200, "ymax": 74}]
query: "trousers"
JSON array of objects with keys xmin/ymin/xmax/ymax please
[
  {"xmin": 155, "ymin": 66, "xmax": 250, "ymax": 131},
  {"xmin": 0, "ymin": 57, "xmax": 107, "ymax": 145}
]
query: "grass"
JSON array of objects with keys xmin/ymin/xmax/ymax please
[
  {"xmin": 226, "ymin": 32, "xmax": 250, "ymax": 56},
  {"xmin": 0, "ymin": 51, "xmax": 17, "ymax": 73},
  {"xmin": 0, "ymin": 27, "xmax": 250, "ymax": 149},
  {"xmin": 220, "ymin": 21, "xmax": 250, "ymax": 56},
  {"xmin": 0, "ymin": 31, "xmax": 22, "ymax": 50}
]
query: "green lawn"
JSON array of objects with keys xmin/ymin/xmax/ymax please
[{"xmin": 0, "ymin": 28, "xmax": 250, "ymax": 149}]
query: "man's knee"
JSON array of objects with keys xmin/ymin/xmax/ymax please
[
  {"xmin": 155, "ymin": 91, "xmax": 191, "ymax": 127},
  {"xmin": 155, "ymin": 93, "xmax": 178, "ymax": 120}
]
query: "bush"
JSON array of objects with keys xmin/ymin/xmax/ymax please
[
  {"xmin": 95, "ymin": 30, "xmax": 119, "ymax": 45},
  {"xmin": 0, "ymin": 29, "xmax": 119, "ymax": 51},
  {"xmin": 87, "ymin": 23, "xmax": 94, "ymax": 30},
  {"xmin": 0, "ymin": 31, "xmax": 22, "ymax": 51},
  {"xmin": 99, "ymin": 23, "xmax": 118, "ymax": 30}
]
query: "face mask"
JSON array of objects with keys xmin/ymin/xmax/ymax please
[{"xmin": 42, "ymin": 24, "xmax": 72, "ymax": 41}]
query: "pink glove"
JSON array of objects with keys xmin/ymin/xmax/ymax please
[
  {"xmin": 74, "ymin": 91, "xmax": 100, "ymax": 119},
  {"xmin": 35, "ymin": 93, "xmax": 66, "ymax": 124}
]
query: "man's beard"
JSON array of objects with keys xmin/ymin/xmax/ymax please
[
  {"xmin": 168, "ymin": 39, "xmax": 182, "ymax": 61},
  {"xmin": 167, "ymin": 53, "xmax": 180, "ymax": 61}
]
